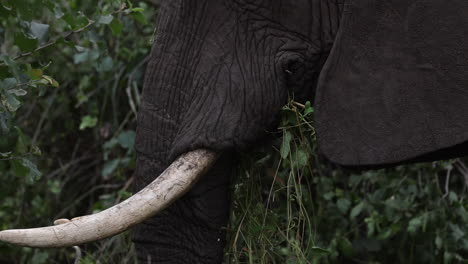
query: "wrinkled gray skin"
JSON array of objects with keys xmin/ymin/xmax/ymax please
[{"xmin": 133, "ymin": 1, "xmax": 343, "ymax": 263}]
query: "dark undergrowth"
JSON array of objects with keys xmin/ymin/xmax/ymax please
[
  {"xmin": 0, "ymin": 1, "xmax": 467, "ymax": 263},
  {"xmin": 226, "ymin": 100, "xmax": 468, "ymax": 264}
]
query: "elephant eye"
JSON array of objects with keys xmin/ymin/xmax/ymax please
[
  {"xmin": 284, "ymin": 58, "xmax": 310, "ymax": 101},
  {"xmin": 276, "ymin": 49, "xmax": 325, "ymax": 102}
]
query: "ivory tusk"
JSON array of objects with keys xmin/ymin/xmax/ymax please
[{"xmin": 0, "ymin": 149, "xmax": 218, "ymax": 248}]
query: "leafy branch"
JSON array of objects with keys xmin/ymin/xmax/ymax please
[
  {"xmin": 0, "ymin": 3, "xmax": 135, "ymax": 66},
  {"xmin": 9, "ymin": 20, "xmax": 95, "ymax": 62}
]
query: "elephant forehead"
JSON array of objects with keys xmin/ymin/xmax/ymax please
[
  {"xmin": 138, "ymin": 0, "xmax": 344, "ymax": 161},
  {"xmin": 227, "ymin": 0, "xmax": 343, "ymax": 43}
]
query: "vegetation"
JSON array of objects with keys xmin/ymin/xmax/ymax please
[
  {"xmin": 0, "ymin": 1, "xmax": 467, "ymax": 263},
  {"xmin": 227, "ymin": 100, "xmax": 468, "ymax": 264},
  {"xmin": 0, "ymin": 0, "xmax": 154, "ymax": 262}
]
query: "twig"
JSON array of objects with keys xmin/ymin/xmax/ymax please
[
  {"xmin": 292, "ymin": 101, "xmax": 305, "ymax": 109},
  {"xmin": 114, "ymin": 175, "xmax": 134, "ymax": 203},
  {"xmin": 31, "ymin": 87, "xmax": 58, "ymax": 146},
  {"xmin": 2, "ymin": 21, "xmax": 96, "ymax": 65},
  {"xmin": 0, "ymin": 152, "xmax": 34, "ymax": 161},
  {"xmin": 54, "ymin": 183, "xmax": 121, "ymax": 219},
  {"xmin": 8, "ymin": 79, "xmax": 41, "ymax": 89},
  {"xmin": 45, "ymin": 155, "xmax": 92, "ymax": 179},
  {"xmin": 1, "ymin": 3, "xmax": 129, "ymax": 65},
  {"xmin": 455, "ymin": 160, "xmax": 468, "ymax": 187},
  {"xmin": 442, "ymin": 166, "xmax": 452, "ymax": 199},
  {"xmin": 73, "ymin": 246, "xmax": 82, "ymax": 264}
]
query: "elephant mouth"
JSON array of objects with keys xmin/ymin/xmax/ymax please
[{"xmin": 0, "ymin": 149, "xmax": 217, "ymax": 247}]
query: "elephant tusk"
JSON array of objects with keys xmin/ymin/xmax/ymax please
[{"xmin": 0, "ymin": 149, "xmax": 218, "ymax": 248}]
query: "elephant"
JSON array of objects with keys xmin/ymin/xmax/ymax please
[{"xmin": 1, "ymin": 0, "xmax": 468, "ymax": 263}]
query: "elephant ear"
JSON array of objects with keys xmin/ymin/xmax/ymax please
[{"xmin": 315, "ymin": 0, "xmax": 468, "ymax": 166}]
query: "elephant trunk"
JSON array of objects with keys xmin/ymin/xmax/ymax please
[{"xmin": 0, "ymin": 149, "xmax": 217, "ymax": 247}]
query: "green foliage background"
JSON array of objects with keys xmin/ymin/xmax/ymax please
[{"xmin": 0, "ymin": 1, "xmax": 467, "ymax": 263}]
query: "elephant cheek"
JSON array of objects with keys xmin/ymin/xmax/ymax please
[{"xmin": 168, "ymin": 61, "xmax": 288, "ymax": 159}]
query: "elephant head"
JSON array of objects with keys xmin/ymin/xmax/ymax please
[
  {"xmin": 0, "ymin": 1, "xmax": 344, "ymax": 262},
  {"xmin": 132, "ymin": 1, "xmax": 344, "ymax": 262},
  {"xmin": 2, "ymin": 0, "xmax": 468, "ymax": 263}
]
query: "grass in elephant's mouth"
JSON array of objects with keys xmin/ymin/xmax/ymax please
[
  {"xmin": 226, "ymin": 99, "xmax": 322, "ymax": 264},
  {"xmin": 224, "ymin": 99, "xmax": 468, "ymax": 264}
]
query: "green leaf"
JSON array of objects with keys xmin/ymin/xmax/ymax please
[
  {"xmin": 8, "ymin": 88, "xmax": 27, "ymax": 96},
  {"xmin": 280, "ymin": 131, "xmax": 292, "ymax": 159},
  {"xmin": 79, "ymin": 115, "xmax": 98, "ymax": 130},
  {"xmin": 1, "ymin": 55, "xmax": 25, "ymax": 81},
  {"xmin": 118, "ymin": 190, "xmax": 132, "ymax": 200},
  {"xmin": 448, "ymin": 191, "xmax": 458, "ymax": 203},
  {"xmin": 14, "ymin": 32, "xmax": 38, "ymax": 52},
  {"xmin": 131, "ymin": 12, "xmax": 147, "ymax": 25},
  {"xmin": 117, "ymin": 130, "xmax": 136, "ymax": 149},
  {"xmin": 15, "ymin": 126, "xmax": 29, "ymax": 154},
  {"xmin": 73, "ymin": 50, "xmax": 100, "ymax": 64},
  {"xmin": 444, "ymin": 251, "xmax": 453, "ymax": 264},
  {"xmin": 457, "ymin": 206, "xmax": 468, "ymax": 222},
  {"xmin": 462, "ymin": 239, "xmax": 468, "ymax": 250},
  {"xmin": 12, "ymin": 158, "xmax": 29, "ymax": 178},
  {"xmin": 365, "ymin": 216, "xmax": 376, "ymax": 237},
  {"xmin": 27, "ymin": 68, "xmax": 43, "ymax": 80},
  {"xmin": 41, "ymin": 0, "xmax": 56, "ymax": 12},
  {"xmin": 323, "ymin": 192, "xmax": 335, "ymax": 201},
  {"xmin": 20, "ymin": 158, "xmax": 42, "ymax": 184},
  {"xmin": 303, "ymin": 101, "xmax": 314, "ymax": 116},
  {"xmin": 0, "ymin": 112, "xmax": 12, "ymax": 133},
  {"xmin": 295, "ymin": 148, "xmax": 308, "ymax": 167},
  {"xmin": 29, "ymin": 22, "xmax": 50, "ymax": 43},
  {"xmin": 103, "ymin": 137, "xmax": 118, "ymax": 150},
  {"xmin": 130, "ymin": 7, "xmax": 144, "ymax": 12},
  {"xmin": 98, "ymin": 14, "xmax": 114, "ymax": 25},
  {"xmin": 63, "ymin": 13, "xmax": 90, "ymax": 30},
  {"xmin": 102, "ymin": 159, "xmax": 120, "ymax": 178},
  {"xmin": 53, "ymin": 5, "xmax": 64, "ymax": 19},
  {"xmin": 96, "ymin": 57, "xmax": 114, "ymax": 72},
  {"xmin": 31, "ymin": 145, "xmax": 42, "ymax": 156},
  {"xmin": 338, "ymin": 238, "xmax": 354, "ymax": 257},
  {"xmin": 448, "ymin": 223, "xmax": 465, "ymax": 241},
  {"xmin": 49, "ymin": 180, "xmax": 61, "ymax": 194},
  {"xmin": 3, "ymin": 92, "xmax": 21, "ymax": 111},
  {"xmin": 310, "ymin": 247, "xmax": 330, "ymax": 256},
  {"xmin": 337, "ymin": 198, "xmax": 351, "ymax": 214},
  {"xmin": 10, "ymin": 0, "xmax": 34, "ymax": 20},
  {"xmin": 377, "ymin": 228, "xmax": 393, "ymax": 240},
  {"xmin": 0, "ymin": 151, "xmax": 11, "ymax": 158},
  {"xmin": 407, "ymin": 217, "xmax": 422, "ymax": 234},
  {"xmin": 350, "ymin": 201, "xmax": 365, "ymax": 219},
  {"xmin": 1, "ymin": 78, "xmax": 17, "ymax": 89},
  {"xmin": 76, "ymin": 15, "xmax": 91, "ymax": 29},
  {"xmin": 42, "ymin": 75, "xmax": 59, "ymax": 87},
  {"xmin": 109, "ymin": 18, "xmax": 123, "ymax": 36},
  {"xmin": 435, "ymin": 235, "xmax": 443, "ymax": 250}
]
